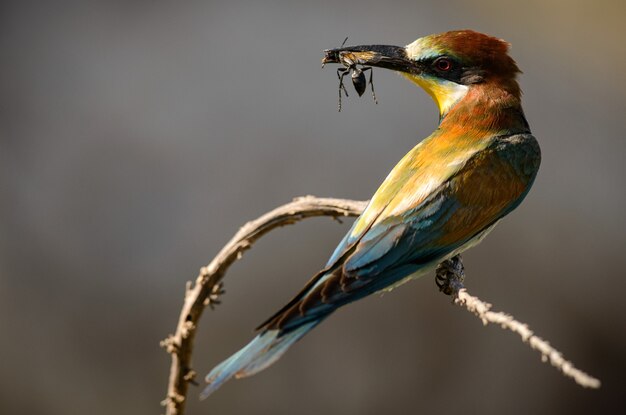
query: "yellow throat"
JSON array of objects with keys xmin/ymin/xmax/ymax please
[{"xmin": 402, "ymin": 73, "xmax": 468, "ymax": 117}]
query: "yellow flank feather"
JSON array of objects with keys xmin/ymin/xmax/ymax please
[{"xmin": 350, "ymin": 129, "xmax": 492, "ymax": 237}]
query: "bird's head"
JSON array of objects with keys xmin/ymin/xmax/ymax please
[{"xmin": 323, "ymin": 30, "xmax": 521, "ymax": 117}]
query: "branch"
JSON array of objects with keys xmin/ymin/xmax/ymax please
[
  {"xmin": 455, "ymin": 289, "xmax": 601, "ymax": 388},
  {"xmin": 160, "ymin": 196, "xmax": 368, "ymax": 415},
  {"xmin": 436, "ymin": 255, "xmax": 600, "ymax": 389},
  {"xmin": 161, "ymin": 196, "xmax": 600, "ymax": 415}
]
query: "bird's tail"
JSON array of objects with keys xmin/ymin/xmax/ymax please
[{"xmin": 200, "ymin": 320, "xmax": 319, "ymax": 399}]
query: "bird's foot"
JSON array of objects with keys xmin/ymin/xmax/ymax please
[{"xmin": 435, "ymin": 254, "xmax": 465, "ymax": 297}]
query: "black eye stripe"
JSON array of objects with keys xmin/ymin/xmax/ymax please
[{"xmin": 417, "ymin": 55, "xmax": 468, "ymax": 84}]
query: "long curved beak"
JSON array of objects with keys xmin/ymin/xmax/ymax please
[{"xmin": 322, "ymin": 44, "xmax": 421, "ymax": 74}]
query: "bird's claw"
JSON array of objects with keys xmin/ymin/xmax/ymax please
[{"xmin": 435, "ymin": 254, "xmax": 465, "ymax": 296}]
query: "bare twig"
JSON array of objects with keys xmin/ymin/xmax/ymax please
[
  {"xmin": 161, "ymin": 196, "xmax": 367, "ymax": 415},
  {"xmin": 454, "ymin": 289, "xmax": 601, "ymax": 389},
  {"xmin": 162, "ymin": 196, "xmax": 600, "ymax": 415}
]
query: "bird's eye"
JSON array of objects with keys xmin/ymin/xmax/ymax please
[{"xmin": 434, "ymin": 57, "xmax": 453, "ymax": 72}]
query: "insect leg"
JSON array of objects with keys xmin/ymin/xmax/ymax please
[
  {"xmin": 361, "ymin": 66, "xmax": 378, "ymax": 104},
  {"xmin": 336, "ymin": 67, "xmax": 350, "ymax": 111}
]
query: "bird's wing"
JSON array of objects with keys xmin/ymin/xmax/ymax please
[{"xmin": 259, "ymin": 133, "xmax": 540, "ymax": 333}]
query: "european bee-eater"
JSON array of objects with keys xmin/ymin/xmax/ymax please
[{"xmin": 201, "ymin": 30, "xmax": 541, "ymax": 398}]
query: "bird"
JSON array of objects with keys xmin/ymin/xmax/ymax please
[{"xmin": 201, "ymin": 30, "xmax": 541, "ymax": 399}]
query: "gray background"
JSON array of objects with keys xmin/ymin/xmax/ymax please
[{"xmin": 1, "ymin": 0, "xmax": 625, "ymax": 414}]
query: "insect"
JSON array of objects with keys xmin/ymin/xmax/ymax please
[{"xmin": 323, "ymin": 37, "xmax": 378, "ymax": 111}]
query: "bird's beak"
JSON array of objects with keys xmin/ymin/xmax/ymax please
[{"xmin": 322, "ymin": 45, "xmax": 420, "ymax": 74}]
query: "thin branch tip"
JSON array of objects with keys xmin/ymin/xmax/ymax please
[{"xmin": 452, "ymin": 288, "xmax": 601, "ymax": 389}]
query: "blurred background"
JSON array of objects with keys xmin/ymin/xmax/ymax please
[{"xmin": 1, "ymin": 0, "xmax": 625, "ymax": 414}]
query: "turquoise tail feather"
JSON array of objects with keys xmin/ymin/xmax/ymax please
[{"xmin": 200, "ymin": 321, "xmax": 319, "ymax": 399}]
